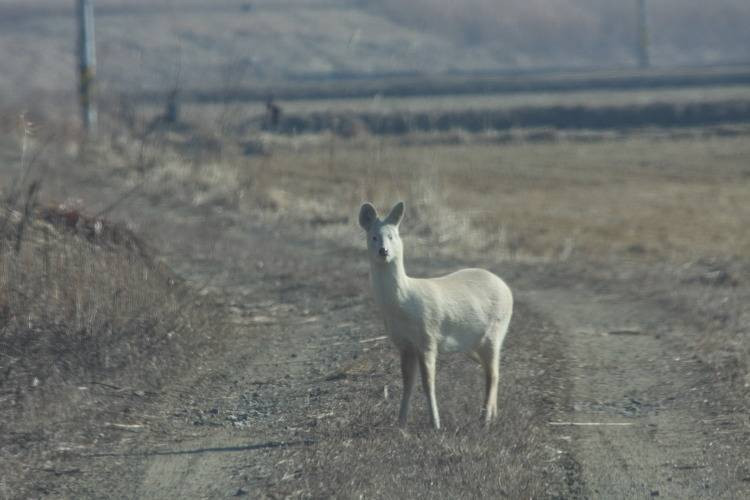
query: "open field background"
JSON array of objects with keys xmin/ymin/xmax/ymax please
[{"xmin": 2, "ymin": 0, "xmax": 750, "ymax": 497}]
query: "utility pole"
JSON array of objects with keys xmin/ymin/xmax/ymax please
[
  {"xmin": 637, "ymin": 0, "xmax": 650, "ymax": 68},
  {"xmin": 77, "ymin": 0, "xmax": 97, "ymax": 134}
]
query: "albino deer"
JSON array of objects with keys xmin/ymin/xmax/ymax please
[{"xmin": 359, "ymin": 202, "xmax": 513, "ymax": 430}]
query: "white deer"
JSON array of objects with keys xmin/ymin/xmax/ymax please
[{"xmin": 359, "ymin": 201, "xmax": 513, "ymax": 429}]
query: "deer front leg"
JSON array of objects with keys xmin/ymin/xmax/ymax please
[
  {"xmin": 398, "ymin": 349, "xmax": 418, "ymax": 427},
  {"xmin": 418, "ymin": 348, "xmax": 440, "ymax": 430}
]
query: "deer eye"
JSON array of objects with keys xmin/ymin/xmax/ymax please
[{"xmin": 372, "ymin": 236, "xmax": 378, "ymax": 241}]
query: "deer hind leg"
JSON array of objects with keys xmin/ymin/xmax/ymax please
[
  {"xmin": 398, "ymin": 349, "xmax": 418, "ymax": 427},
  {"xmin": 479, "ymin": 342, "xmax": 500, "ymax": 426},
  {"xmin": 418, "ymin": 348, "xmax": 440, "ymax": 430}
]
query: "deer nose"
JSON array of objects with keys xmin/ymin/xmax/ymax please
[{"xmin": 378, "ymin": 247, "xmax": 388, "ymax": 257}]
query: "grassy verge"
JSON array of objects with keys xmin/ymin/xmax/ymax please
[{"xmin": 0, "ymin": 202, "xmax": 226, "ymax": 497}]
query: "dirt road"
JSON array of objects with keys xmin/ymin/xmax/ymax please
[
  {"xmin": 20, "ymin": 184, "xmax": 744, "ymax": 499},
  {"xmin": 528, "ymin": 285, "xmax": 749, "ymax": 498}
]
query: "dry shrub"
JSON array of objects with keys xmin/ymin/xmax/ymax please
[{"xmin": 0, "ymin": 204, "xmax": 223, "ymax": 431}]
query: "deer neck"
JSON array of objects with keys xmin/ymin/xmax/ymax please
[{"xmin": 370, "ymin": 254, "xmax": 410, "ymax": 307}]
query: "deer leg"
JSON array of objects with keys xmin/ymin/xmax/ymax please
[
  {"xmin": 479, "ymin": 343, "xmax": 500, "ymax": 426},
  {"xmin": 418, "ymin": 349, "xmax": 440, "ymax": 430},
  {"xmin": 398, "ymin": 349, "xmax": 418, "ymax": 427}
]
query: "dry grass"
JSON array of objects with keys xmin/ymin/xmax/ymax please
[
  {"xmin": 0, "ymin": 202, "xmax": 222, "ymax": 399},
  {"xmin": 222, "ymin": 129, "xmax": 750, "ymax": 262},
  {"xmin": 0, "ymin": 202, "xmax": 227, "ymax": 497}
]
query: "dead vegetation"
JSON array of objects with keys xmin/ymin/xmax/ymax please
[
  {"xmin": 0, "ymin": 198, "xmax": 227, "ymax": 498},
  {"xmin": 207, "ymin": 128, "xmax": 750, "ymax": 261}
]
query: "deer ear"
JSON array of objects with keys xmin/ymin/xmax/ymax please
[
  {"xmin": 359, "ymin": 203, "xmax": 378, "ymax": 231},
  {"xmin": 384, "ymin": 201, "xmax": 405, "ymax": 226}
]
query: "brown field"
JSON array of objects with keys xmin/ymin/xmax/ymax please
[{"xmin": 234, "ymin": 130, "xmax": 750, "ymax": 260}]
